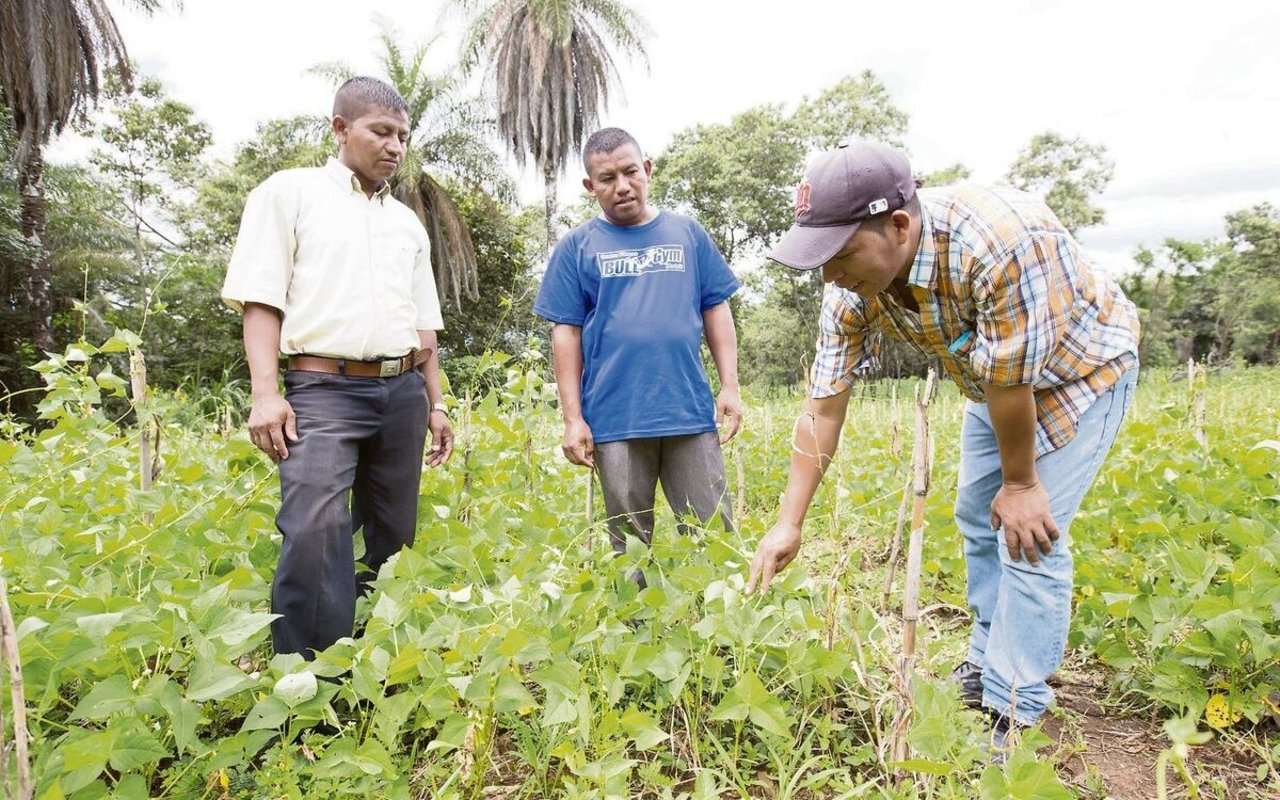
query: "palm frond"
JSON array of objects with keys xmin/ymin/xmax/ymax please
[{"xmin": 0, "ymin": 0, "xmax": 134, "ymax": 160}]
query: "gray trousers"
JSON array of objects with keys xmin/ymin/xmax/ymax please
[
  {"xmin": 272, "ymin": 369, "xmax": 429, "ymax": 657},
  {"xmin": 594, "ymin": 432, "xmax": 733, "ymax": 583}
]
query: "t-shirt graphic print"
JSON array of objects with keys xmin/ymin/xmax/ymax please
[{"xmin": 534, "ymin": 211, "xmax": 739, "ymax": 443}]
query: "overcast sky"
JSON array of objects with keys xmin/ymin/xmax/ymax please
[{"xmin": 95, "ymin": 0, "xmax": 1280, "ymax": 276}]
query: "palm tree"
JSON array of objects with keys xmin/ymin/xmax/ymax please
[
  {"xmin": 455, "ymin": 0, "xmax": 649, "ymax": 254},
  {"xmin": 314, "ymin": 21, "xmax": 515, "ymax": 309},
  {"xmin": 0, "ymin": 0, "xmax": 149, "ymax": 352}
]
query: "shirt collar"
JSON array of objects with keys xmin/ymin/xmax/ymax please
[
  {"xmin": 905, "ymin": 201, "xmax": 937, "ymax": 289},
  {"xmin": 325, "ymin": 157, "xmax": 391, "ymax": 200}
]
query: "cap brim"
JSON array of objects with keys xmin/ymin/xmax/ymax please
[{"xmin": 767, "ymin": 221, "xmax": 861, "ymax": 271}]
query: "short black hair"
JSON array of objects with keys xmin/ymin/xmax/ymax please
[
  {"xmin": 582, "ymin": 127, "xmax": 642, "ymax": 172},
  {"xmin": 333, "ymin": 76, "xmax": 409, "ymax": 121}
]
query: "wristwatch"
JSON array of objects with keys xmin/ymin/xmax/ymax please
[{"xmin": 430, "ymin": 401, "xmax": 449, "ymax": 416}]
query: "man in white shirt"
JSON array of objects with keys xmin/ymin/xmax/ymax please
[{"xmin": 222, "ymin": 77, "xmax": 453, "ymax": 657}]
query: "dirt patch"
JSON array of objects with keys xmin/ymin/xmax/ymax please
[{"xmin": 1040, "ymin": 680, "xmax": 1273, "ymax": 799}]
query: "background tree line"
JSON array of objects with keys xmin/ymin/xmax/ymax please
[{"xmin": 3, "ymin": 1, "xmax": 1277, "ymax": 422}]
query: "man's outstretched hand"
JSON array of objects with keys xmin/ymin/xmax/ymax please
[{"xmin": 746, "ymin": 521, "xmax": 802, "ymax": 594}]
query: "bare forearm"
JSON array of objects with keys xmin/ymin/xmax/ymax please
[
  {"xmin": 243, "ymin": 302, "xmax": 283, "ymax": 399},
  {"xmin": 417, "ymin": 329, "xmax": 443, "ymax": 405},
  {"xmin": 551, "ymin": 324, "xmax": 585, "ymax": 422},
  {"xmin": 983, "ymin": 382, "xmax": 1038, "ymax": 484},
  {"xmin": 776, "ymin": 394, "xmax": 850, "ymax": 527},
  {"xmin": 702, "ymin": 302, "xmax": 739, "ymax": 392}
]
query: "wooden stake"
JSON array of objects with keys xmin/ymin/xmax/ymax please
[
  {"xmin": 889, "ymin": 369, "xmax": 937, "ymax": 770},
  {"xmin": 733, "ymin": 441, "xmax": 745, "ymax": 524},
  {"xmin": 1192, "ymin": 363, "xmax": 1207, "ymax": 449},
  {"xmin": 879, "ymin": 474, "xmax": 914, "ymax": 613},
  {"xmin": 0, "ymin": 571, "xmax": 32, "ymax": 800},
  {"xmin": 129, "ymin": 348, "xmax": 152, "ymax": 493},
  {"xmin": 585, "ymin": 467, "xmax": 595, "ymax": 527}
]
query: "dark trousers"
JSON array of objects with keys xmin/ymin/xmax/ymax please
[
  {"xmin": 594, "ymin": 432, "xmax": 733, "ymax": 586},
  {"xmin": 271, "ymin": 369, "xmax": 429, "ymax": 657}
]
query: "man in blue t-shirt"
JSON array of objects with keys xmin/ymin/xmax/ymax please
[{"xmin": 535, "ymin": 128, "xmax": 742, "ymax": 582}]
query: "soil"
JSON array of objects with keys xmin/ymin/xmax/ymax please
[{"xmin": 1041, "ymin": 677, "xmax": 1275, "ymax": 800}]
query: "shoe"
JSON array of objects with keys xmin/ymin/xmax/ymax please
[
  {"xmin": 949, "ymin": 660, "xmax": 984, "ymax": 710},
  {"xmin": 984, "ymin": 710, "xmax": 1017, "ymax": 765}
]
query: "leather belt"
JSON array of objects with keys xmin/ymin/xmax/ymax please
[{"xmin": 287, "ymin": 350, "xmax": 427, "ymax": 378}]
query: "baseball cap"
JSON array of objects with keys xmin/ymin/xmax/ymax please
[{"xmin": 768, "ymin": 140, "xmax": 916, "ymax": 271}]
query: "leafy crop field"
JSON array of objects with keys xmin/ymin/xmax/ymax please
[{"xmin": 2, "ymin": 343, "xmax": 1278, "ymax": 799}]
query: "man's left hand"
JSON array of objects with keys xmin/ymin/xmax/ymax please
[
  {"xmin": 427, "ymin": 412, "xmax": 454, "ymax": 467},
  {"xmin": 716, "ymin": 388, "xmax": 743, "ymax": 444},
  {"xmin": 990, "ymin": 480, "xmax": 1058, "ymax": 565}
]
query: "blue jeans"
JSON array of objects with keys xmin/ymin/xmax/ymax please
[{"xmin": 955, "ymin": 367, "xmax": 1137, "ymax": 724}]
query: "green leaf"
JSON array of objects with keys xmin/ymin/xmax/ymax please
[
  {"xmin": 241, "ymin": 696, "xmax": 290, "ymax": 732},
  {"xmin": 186, "ymin": 657, "xmax": 255, "ymax": 703},
  {"xmin": 63, "ymin": 730, "xmax": 116, "ymax": 771},
  {"xmin": 207, "ymin": 610, "xmax": 277, "ymax": 647},
  {"xmin": 158, "ymin": 684, "xmax": 202, "ymax": 755},
  {"xmin": 710, "ymin": 670, "xmax": 791, "ymax": 737},
  {"xmin": 273, "ymin": 672, "xmax": 318, "ymax": 707},
  {"xmin": 70, "ymin": 675, "xmax": 135, "ymax": 720},
  {"xmin": 426, "ymin": 713, "xmax": 472, "ymax": 753},
  {"xmin": 108, "ymin": 721, "xmax": 168, "ymax": 771},
  {"xmin": 100, "ymin": 330, "xmax": 143, "ymax": 352},
  {"xmin": 493, "ymin": 672, "xmax": 538, "ymax": 715},
  {"xmin": 891, "ymin": 758, "xmax": 957, "ymax": 776},
  {"xmin": 75, "ymin": 611, "xmax": 126, "ymax": 640},
  {"xmin": 58, "ymin": 730, "xmax": 115, "ymax": 792},
  {"xmin": 316, "ymin": 739, "xmax": 395, "ymax": 778},
  {"xmin": 620, "ymin": 706, "xmax": 669, "ymax": 749},
  {"xmin": 647, "ymin": 645, "xmax": 686, "ymax": 683},
  {"xmin": 114, "ymin": 774, "xmax": 149, "ymax": 800}
]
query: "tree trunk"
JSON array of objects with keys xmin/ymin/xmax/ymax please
[
  {"xmin": 18, "ymin": 146, "xmax": 53, "ymax": 353},
  {"xmin": 543, "ymin": 161, "xmax": 559, "ymax": 258}
]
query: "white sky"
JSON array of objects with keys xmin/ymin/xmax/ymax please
[{"xmin": 90, "ymin": 0, "xmax": 1280, "ymax": 276}]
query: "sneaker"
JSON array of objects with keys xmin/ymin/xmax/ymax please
[{"xmin": 948, "ymin": 660, "xmax": 984, "ymax": 710}]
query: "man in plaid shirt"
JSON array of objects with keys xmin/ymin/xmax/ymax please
[{"xmin": 747, "ymin": 141, "xmax": 1139, "ymax": 750}]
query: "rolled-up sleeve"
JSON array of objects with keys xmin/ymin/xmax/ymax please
[
  {"xmin": 970, "ymin": 232, "xmax": 1076, "ymax": 386},
  {"xmin": 221, "ymin": 176, "xmax": 297, "ymax": 314},
  {"xmin": 810, "ymin": 285, "xmax": 877, "ymax": 399}
]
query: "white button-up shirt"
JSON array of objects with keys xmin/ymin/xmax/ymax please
[{"xmin": 221, "ymin": 158, "xmax": 444, "ymax": 359}]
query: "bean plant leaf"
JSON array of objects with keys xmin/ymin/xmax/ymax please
[
  {"xmin": 186, "ymin": 657, "xmax": 256, "ymax": 703},
  {"xmin": 273, "ymin": 672, "xmax": 318, "ymax": 707},
  {"xmin": 710, "ymin": 670, "xmax": 792, "ymax": 737},
  {"xmin": 70, "ymin": 675, "xmax": 135, "ymax": 720},
  {"xmin": 621, "ymin": 706, "xmax": 669, "ymax": 749},
  {"xmin": 108, "ymin": 720, "xmax": 169, "ymax": 771}
]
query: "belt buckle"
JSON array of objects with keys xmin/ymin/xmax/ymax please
[{"xmin": 378, "ymin": 358, "xmax": 401, "ymax": 377}]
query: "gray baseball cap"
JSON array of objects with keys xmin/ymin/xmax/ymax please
[{"xmin": 768, "ymin": 140, "xmax": 916, "ymax": 271}]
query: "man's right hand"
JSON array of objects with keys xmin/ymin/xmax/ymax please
[
  {"xmin": 746, "ymin": 520, "xmax": 803, "ymax": 594},
  {"xmin": 561, "ymin": 418, "xmax": 595, "ymax": 468},
  {"xmin": 248, "ymin": 392, "xmax": 298, "ymax": 464}
]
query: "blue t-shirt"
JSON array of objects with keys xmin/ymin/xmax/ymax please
[{"xmin": 534, "ymin": 211, "xmax": 740, "ymax": 444}]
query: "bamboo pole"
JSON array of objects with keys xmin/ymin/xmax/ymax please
[
  {"xmin": 0, "ymin": 571, "xmax": 32, "ymax": 800},
  {"xmin": 889, "ymin": 369, "xmax": 938, "ymax": 770}
]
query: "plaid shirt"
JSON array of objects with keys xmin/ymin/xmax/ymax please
[{"xmin": 810, "ymin": 184, "xmax": 1139, "ymax": 455}]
